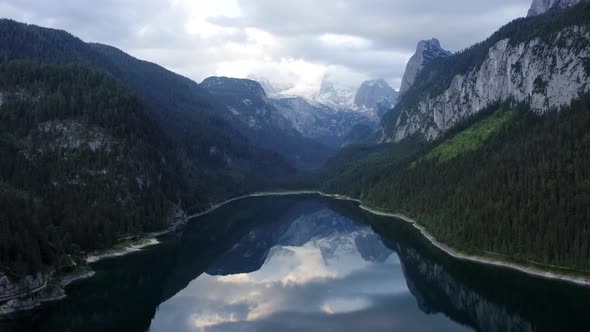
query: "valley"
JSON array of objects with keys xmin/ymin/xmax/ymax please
[{"xmin": 1, "ymin": 0, "xmax": 590, "ymax": 330}]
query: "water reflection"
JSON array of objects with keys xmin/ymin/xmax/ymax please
[
  {"xmin": 3, "ymin": 195, "xmax": 590, "ymax": 332},
  {"xmin": 150, "ymin": 202, "xmax": 469, "ymax": 332}
]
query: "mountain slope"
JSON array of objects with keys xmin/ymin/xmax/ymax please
[
  {"xmin": 0, "ymin": 61, "xmax": 179, "ymax": 276},
  {"xmin": 528, "ymin": 0, "xmax": 588, "ymax": 16},
  {"xmin": 324, "ymin": 97, "xmax": 590, "ymax": 271},
  {"xmin": 201, "ymin": 77, "xmax": 334, "ymax": 168},
  {"xmin": 0, "ymin": 19, "xmax": 295, "ymax": 211},
  {"xmin": 354, "ymin": 79, "xmax": 398, "ymax": 117},
  {"xmin": 272, "ymin": 96, "xmax": 378, "ymax": 148},
  {"xmin": 319, "ymin": 2, "xmax": 590, "ymax": 273},
  {"xmin": 380, "ymin": 3, "xmax": 590, "ymax": 142}
]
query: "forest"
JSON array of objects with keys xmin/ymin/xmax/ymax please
[
  {"xmin": 0, "ymin": 61, "xmax": 178, "ymax": 276},
  {"xmin": 0, "ymin": 19, "xmax": 296, "ymax": 214},
  {"xmin": 324, "ymin": 97, "xmax": 590, "ymax": 271}
]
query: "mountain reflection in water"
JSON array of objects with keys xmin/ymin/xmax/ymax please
[
  {"xmin": 5, "ymin": 195, "xmax": 590, "ymax": 332},
  {"xmin": 150, "ymin": 200, "xmax": 469, "ymax": 332}
]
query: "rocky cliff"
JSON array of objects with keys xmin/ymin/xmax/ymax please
[
  {"xmin": 380, "ymin": 6, "xmax": 590, "ymax": 143},
  {"xmin": 201, "ymin": 76, "xmax": 333, "ymax": 168},
  {"xmin": 354, "ymin": 79, "xmax": 398, "ymax": 116},
  {"xmin": 528, "ymin": 0, "xmax": 587, "ymax": 16},
  {"xmin": 399, "ymin": 39, "xmax": 452, "ymax": 95}
]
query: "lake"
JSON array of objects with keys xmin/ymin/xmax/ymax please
[{"xmin": 3, "ymin": 194, "xmax": 590, "ymax": 332}]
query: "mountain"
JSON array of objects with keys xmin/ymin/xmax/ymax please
[
  {"xmin": 312, "ymin": 79, "xmax": 358, "ymax": 110},
  {"xmin": 263, "ymin": 78, "xmax": 395, "ymax": 148},
  {"xmin": 200, "ymin": 77, "xmax": 333, "ymax": 168},
  {"xmin": 272, "ymin": 96, "xmax": 378, "ymax": 148},
  {"xmin": 0, "ymin": 19, "xmax": 295, "ymax": 213},
  {"xmin": 354, "ymin": 79, "xmax": 398, "ymax": 116},
  {"xmin": 0, "ymin": 19, "xmax": 300, "ymax": 300},
  {"xmin": 380, "ymin": 3, "xmax": 590, "ymax": 143},
  {"xmin": 399, "ymin": 38, "xmax": 452, "ymax": 95},
  {"xmin": 246, "ymin": 75, "xmax": 294, "ymax": 98},
  {"xmin": 321, "ymin": 2, "xmax": 590, "ymax": 272},
  {"xmin": 340, "ymin": 124, "xmax": 377, "ymax": 147},
  {"xmin": 0, "ymin": 61, "xmax": 179, "ymax": 277},
  {"xmin": 528, "ymin": 0, "xmax": 588, "ymax": 16}
]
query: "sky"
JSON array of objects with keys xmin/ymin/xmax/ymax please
[{"xmin": 0, "ymin": 0, "xmax": 531, "ymax": 93}]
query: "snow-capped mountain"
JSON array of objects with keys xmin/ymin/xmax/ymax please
[
  {"xmin": 354, "ymin": 79, "xmax": 398, "ymax": 117},
  {"xmin": 272, "ymin": 97, "xmax": 377, "ymax": 148},
  {"xmin": 200, "ymin": 76, "xmax": 333, "ymax": 168},
  {"xmin": 246, "ymin": 74, "xmax": 295, "ymax": 98},
  {"xmin": 311, "ymin": 79, "xmax": 358, "ymax": 110},
  {"xmin": 248, "ymin": 76, "xmax": 398, "ymax": 147}
]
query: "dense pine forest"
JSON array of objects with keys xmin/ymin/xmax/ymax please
[
  {"xmin": 0, "ymin": 19, "xmax": 295, "ymax": 214},
  {"xmin": 0, "ymin": 19, "xmax": 299, "ymax": 280},
  {"xmin": 0, "ymin": 61, "xmax": 178, "ymax": 276},
  {"xmin": 324, "ymin": 97, "xmax": 590, "ymax": 271}
]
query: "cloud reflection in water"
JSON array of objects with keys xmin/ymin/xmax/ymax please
[{"xmin": 149, "ymin": 208, "xmax": 471, "ymax": 332}]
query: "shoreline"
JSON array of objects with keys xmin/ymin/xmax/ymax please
[
  {"xmin": 1, "ymin": 238, "xmax": 161, "ymax": 318},
  {"xmin": 3, "ymin": 189, "xmax": 587, "ymax": 317},
  {"xmin": 86, "ymin": 238, "xmax": 161, "ymax": 264},
  {"xmin": 0, "ymin": 269, "xmax": 96, "ymax": 317},
  {"xmin": 188, "ymin": 190, "xmax": 590, "ymax": 287}
]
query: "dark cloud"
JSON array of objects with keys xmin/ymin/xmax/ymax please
[{"xmin": 0, "ymin": 0, "xmax": 531, "ymax": 89}]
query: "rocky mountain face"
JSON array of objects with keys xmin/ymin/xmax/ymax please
[
  {"xmin": 380, "ymin": 4, "xmax": 590, "ymax": 143},
  {"xmin": 528, "ymin": 0, "xmax": 587, "ymax": 16},
  {"xmin": 250, "ymin": 76, "xmax": 394, "ymax": 147},
  {"xmin": 272, "ymin": 96, "xmax": 378, "ymax": 148},
  {"xmin": 311, "ymin": 79, "xmax": 358, "ymax": 110},
  {"xmin": 399, "ymin": 39, "xmax": 452, "ymax": 95},
  {"xmin": 201, "ymin": 77, "xmax": 333, "ymax": 168},
  {"xmin": 354, "ymin": 79, "xmax": 398, "ymax": 116},
  {"xmin": 201, "ymin": 76, "xmax": 295, "ymax": 134}
]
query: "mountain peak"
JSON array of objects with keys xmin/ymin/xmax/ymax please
[
  {"xmin": 527, "ymin": 0, "xmax": 587, "ymax": 16},
  {"xmin": 399, "ymin": 38, "xmax": 452, "ymax": 95},
  {"xmin": 201, "ymin": 76, "xmax": 267, "ymax": 98},
  {"xmin": 354, "ymin": 79, "xmax": 398, "ymax": 114},
  {"xmin": 312, "ymin": 78, "xmax": 356, "ymax": 110},
  {"xmin": 246, "ymin": 75, "xmax": 294, "ymax": 98}
]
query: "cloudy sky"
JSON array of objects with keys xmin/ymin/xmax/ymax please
[{"xmin": 0, "ymin": 0, "xmax": 531, "ymax": 92}]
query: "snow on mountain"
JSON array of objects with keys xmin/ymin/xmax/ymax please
[
  {"xmin": 354, "ymin": 79, "xmax": 398, "ymax": 116},
  {"xmin": 311, "ymin": 79, "xmax": 358, "ymax": 111}
]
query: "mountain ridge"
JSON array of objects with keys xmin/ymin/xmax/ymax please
[{"xmin": 380, "ymin": 3, "xmax": 590, "ymax": 142}]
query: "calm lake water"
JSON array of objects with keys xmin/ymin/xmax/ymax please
[{"xmin": 3, "ymin": 195, "xmax": 590, "ymax": 332}]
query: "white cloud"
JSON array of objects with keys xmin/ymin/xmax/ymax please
[
  {"xmin": 318, "ymin": 33, "xmax": 372, "ymax": 49},
  {"xmin": 0, "ymin": 0, "xmax": 531, "ymax": 91}
]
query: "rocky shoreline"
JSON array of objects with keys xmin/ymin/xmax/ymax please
[{"xmin": 0, "ymin": 203, "xmax": 188, "ymax": 318}]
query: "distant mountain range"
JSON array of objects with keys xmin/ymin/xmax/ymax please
[{"xmin": 248, "ymin": 75, "xmax": 399, "ymax": 147}]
